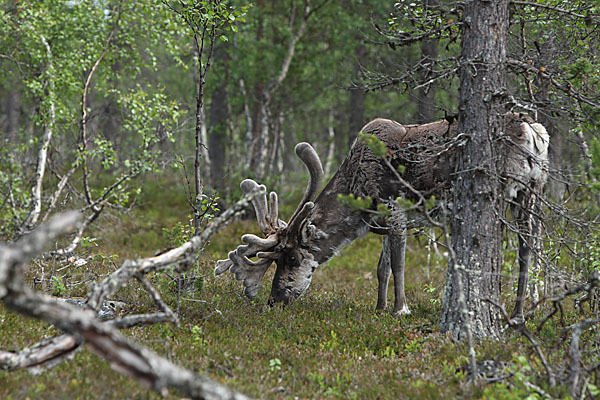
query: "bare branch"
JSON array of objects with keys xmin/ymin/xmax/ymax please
[
  {"xmin": 511, "ymin": 1, "xmax": 592, "ymax": 20},
  {"xmin": 507, "ymin": 58, "xmax": 600, "ymax": 109},
  {"xmin": 0, "ymin": 208, "xmax": 254, "ymax": 399},
  {"xmin": 0, "ymin": 334, "xmax": 81, "ymax": 372}
]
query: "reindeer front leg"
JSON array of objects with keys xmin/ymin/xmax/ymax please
[
  {"xmin": 376, "ymin": 236, "xmax": 391, "ymax": 311},
  {"xmin": 376, "ymin": 204, "xmax": 410, "ymax": 315},
  {"xmin": 511, "ymin": 190, "xmax": 535, "ymax": 321},
  {"xmin": 390, "ymin": 226, "xmax": 410, "ymax": 315}
]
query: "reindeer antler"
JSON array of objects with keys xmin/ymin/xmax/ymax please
[
  {"xmin": 214, "ymin": 179, "xmax": 282, "ymax": 297},
  {"xmin": 286, "ymin": 143, "xmax": 324, "ymax": 239},
  {"xmin": 215, "ymin": 142, "xmax": 323, "ymax": 298}
]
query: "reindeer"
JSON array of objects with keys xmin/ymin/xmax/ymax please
[{"xmin": 215, "ymin": 113, "xmax": 549, "ymax": 319}]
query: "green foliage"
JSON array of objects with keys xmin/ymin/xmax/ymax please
[
  {"xmin": 396, "ymin": 196, "xmax": 415, "ymax": 210},
  {"xmin": 337, "ymin": 193, "xmax": 393, "ymax": 219},
  {"xmin": 582, "ymin": 235, "xmax": 600, "ymax": 274},
  {"xmin": 198, "ymin": 194, "xmax": 220, "ymax": 221},
  {"xmin": 0, "ymin": 0, "xmax": 188, "ymax": 241},
  {"xmin": 359, "ymin": 131, "xmax": 388, "ymax": 158},
  {"xmin": 376, "ymin": 203, "xmax": 392, "ymax": 219},
  {"xmin": 425, "ymin": 195, "xmax": 436, "ymax": 211},
  {"xmin": 589, "ymin": 137, "xmax": 600, "ymax": 189},
  {"xmin": 337, "ymin": 193, "xmax": 372, "ymax": 211},
  {"xmin": 50, "ymin": 277, "xmax": 68, "ymax": 297},
  {"xmin": 162, "ymin": 220, "xmax": 192, "ymax": 248},
  {"xmin": 163, "ymin": 0, "xmax": 250, "ymax": 41},
  {"xmin": 268, "ymin": 358, "xmax": 282, "ymax": 372},
  {"xmin": 191, "ymin": 325, "xmax": 208, "ymax": 346},
  {"xmin": 0, "ymin": 147, "xmax": 30, "ymax": 239}
]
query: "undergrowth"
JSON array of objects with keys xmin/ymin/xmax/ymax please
[{"xmin": 0, "ymin": 176, "xmax": 595, "ymax": 399}]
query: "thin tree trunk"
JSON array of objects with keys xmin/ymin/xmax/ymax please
[
  {"xmin": 22, "ymin": 36, "xmax": 54, "ymax": 231},
  {"xmin": 194, "ymin": 77, "xmax": 206, "ymax": 233},
  {"xmin": 249, "ymin": 0, "xmax": 311, "ymax": 178},
  {"xmin": 208, "ymin": 45, "xmax": 228, "ymax": 194},
  {"xmin": 5, "ymin": 87, "xmax": 20, "ymax": 143},
  {"xmin": 240, "ymin": 79, "xmax": 254, "ymax": 171},
  {"xmin": 324, "ymin": 109, "xmax": 336, "ymax": 177},
  {"xmin": 256, "ymin": 103, "xmax": 270, "ymax": 177},
  {"xmin": 535, "ymin": 36, "xmax": 564, "ymax": 200},
  {"xmin": 348, "ymin": 43, "xmax": 367, "ymax": 150},
  {"xmin": 267, "ymin": 110, "xmax": 284, "ymax": 176},
  {"xmin": 192, "ymin": 26, "xmax": 217, "ymax": 234},
  {"xmin": 2, "ymin": 0, "xmax": 20, "ymax": 154},
  {"xmin": 416, "ymin": 0, "xmax": 439, "ymax": 124},
  {"xmin": 248, "ymin": 0, "xmax": 265, "ymax": 175},
  {"xmin": 193, "ymin": 44, "xmax": 207, "ymax": 213},
  {"xmin": 440, "ymin": 0, "xmax": 509, "ymax": 341},
  {"xmin": 277, "ymin": 115, "xmax": 284, "ymax": 174}
]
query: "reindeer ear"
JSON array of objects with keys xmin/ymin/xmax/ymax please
[
  {"xmin": 530, "ymin": 123, "xmax": 549, "ymax": 156},
  {"xmin": 300, "ymin": 220, "xmax": 316, "ymax": 246}
]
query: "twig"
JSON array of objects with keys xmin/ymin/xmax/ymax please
[{"xmin": 484, "ymin": 297, "xmax": 556, "ymax": 387}]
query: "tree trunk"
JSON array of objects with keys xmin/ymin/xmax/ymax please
[
  {"xmin": 440, "ymin": 0, "xmax": 509, "ymax": 340},
  {"xmin": 535, "ymin": 37, "xmax": 564, "ymax": 201},
  {"xmin": 347, "ymin": 43, "xmax": 366, "ymax": 150},
  {"xmin": 5, "ymin": 87, "xmax": 20, "ymax": 143},
  {"xmin": 248, "ymin": 0, "xmax": 265, "ymax": 175},
  {"xmin": 22, "ymin": 36, "xmax": 55, "ymax": 232},
  {"xmin": 416, "ymin": 0, "xmax": 439, "ymax": 124},
  {"xmin": 3, "ymin": 0, "xmax": 20, "ymax": 146},
  {"xmin": 208, "ymin": 44, "xmax": 228, "ymax": 194},
  {"xmin": 324, "ymin": 109, "xmax": 336, "ymax": 177},
  {"xmin": 248, "ymin": 0, "xmax": 310, "ymax": 179}
]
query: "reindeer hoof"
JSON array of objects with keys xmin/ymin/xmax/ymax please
[{"xmin": 392, "ymin": 304, "xmax": 411, "ymax": 316}]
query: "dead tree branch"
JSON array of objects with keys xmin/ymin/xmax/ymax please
[{"xmin": 0, "ymin": 190, "xmax": 263, "ymax": 398}]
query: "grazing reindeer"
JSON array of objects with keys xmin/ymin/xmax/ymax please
[{"xmin": 216, "ymin": 113, "xmax": 549, "ymax": 318}]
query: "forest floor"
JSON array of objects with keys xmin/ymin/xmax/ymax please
[{"xmin": 0, "ymin": 176, "xmax": 575, "ymax": 399}]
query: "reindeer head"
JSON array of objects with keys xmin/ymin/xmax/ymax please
[{"xmin": 215, "ymin": 142, "xmax": 324, "ymax": 304}]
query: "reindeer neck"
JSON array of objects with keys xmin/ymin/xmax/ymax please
[{"xmin": 307, "ymin": 181, "xmax": 371, "ymax": 265}]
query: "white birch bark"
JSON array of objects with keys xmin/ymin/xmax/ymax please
[
  {"xmin": 253, "ymin": 1, "xmax": 311, "ymax": 177},
  {"xmin": 324, "ymin": 110, "xmax": 336, "ymax": 177},
  {"xmin": 22, "ymin": 36, "xmax": 54, "ymax": 231}
]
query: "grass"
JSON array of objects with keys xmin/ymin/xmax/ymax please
[{"xmin": 0, "ymin": 176, "xmax": 589, "ymax": 399}]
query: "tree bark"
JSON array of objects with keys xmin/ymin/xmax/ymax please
[
  {"xmin": 22, "ymin": 36, "xmax": 55, "ymax": 232},
  {"xmin": 324, "ymin": 109, "xmax": 336, "ymax": 177},
  {"xmin": 5, "ymin": 87, "xmax": 20, "ymax": 143},
  {"xmin": 192, "ymin": 25, "xmax": 217, "ymax": 234},
  {"xmin": 247, "ymin": 0, "xmax": 265, "ymax": 175},
  {"xmin": 347, "ymin": 43, "xmax": 367, "ymax": 150},
  {"xmin": 208, "ymin": 44, "xmax": 228, "ymax": 194},
  {"xmin": 440, "ymin": 0, "xmax": 509, "ymax": 340},
  {"xmin": 416, "ymin": 0, "xmax": 439, "ymax": 124},
  {"xmin": 248, "ymin": 0, "xmax": 311, "ymax": 178}
]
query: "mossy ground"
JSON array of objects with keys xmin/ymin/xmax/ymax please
[{"xmin": 0, "ymin": 176, "xmax": 576, "ymax": 399}]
